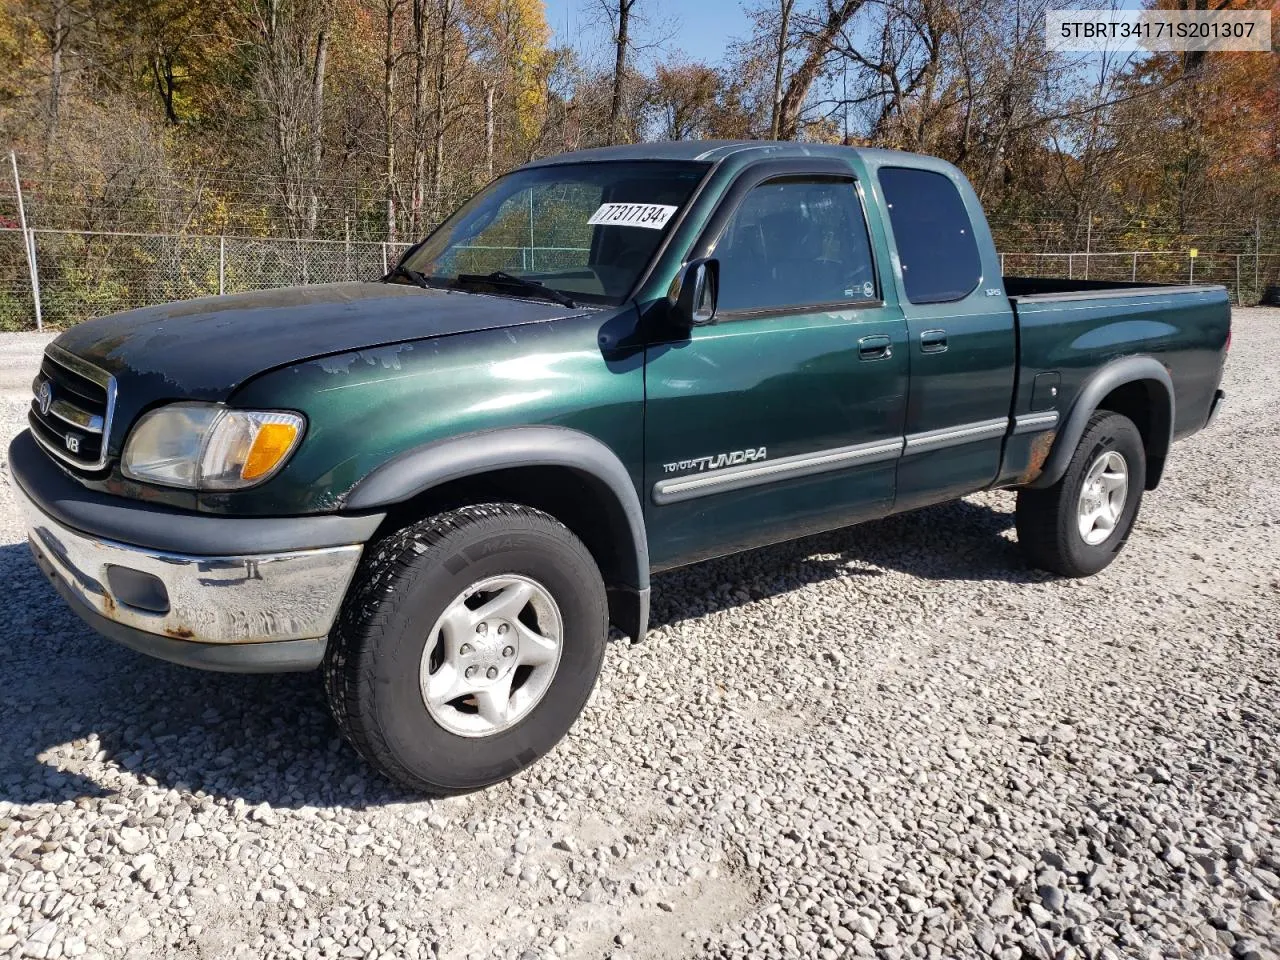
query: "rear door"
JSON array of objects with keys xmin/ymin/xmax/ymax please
[
  {"xmin": 872, "ymin": 164, "xmax": 1016, "ymax": 510},
  {"xmin": 643, "ymin": 159, "xmax": 908, "ymax": 570}
]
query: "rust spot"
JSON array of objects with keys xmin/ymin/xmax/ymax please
[
  {"xmin": 100, "ymin": 592, "xmax": 116, "ymax": 615},
  {"xmin": 1020, "ymin": 430, "xmax": 1056, "ymax": 484},
  {"xmin": 164, "ymin": 625, "xmax": 195, "ymax": 640}
]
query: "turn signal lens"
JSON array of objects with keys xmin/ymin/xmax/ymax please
[
  {"xmin": 242, "ymin": 421, "xmax": 303, "ymax": 481},
  {"xmin": 200, "ymin": 410, "xmax": 305, "ymax": 489}
]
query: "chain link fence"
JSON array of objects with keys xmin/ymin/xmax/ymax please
[
  {"xmin": 1000, "ymin": 251, "xmax": 1280, "ymax": 305},
  {"xmin": 0, "ymin": 229, "xmax": 35, "ymax": 329},
  {"xmin": 3, "ymin": 227, "xmax": 1278, "ymax": 331},
  {"xmin": 0, "ymin": 228, "xmax": 415, "ymax": 329}
]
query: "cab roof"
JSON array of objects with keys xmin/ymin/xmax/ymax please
[{"xmin": 519, "ymin": 140, "xmax": 932, "ymax": 169}]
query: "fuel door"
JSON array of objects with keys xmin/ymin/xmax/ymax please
[{"xmin": 1032, "ymin": 372, "xmax": 1061, "ymax": 410}]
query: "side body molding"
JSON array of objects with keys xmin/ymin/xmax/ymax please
[
  {"xmin": 1029, "ymin": 355, "xmax": 1174, "ymax": 491},
  {"xmin": 343, "ymin": 426, "xmax": 651, "ymax": 641}
]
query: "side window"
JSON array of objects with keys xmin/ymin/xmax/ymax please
[
  {"xmin": 876, "ymin": 167, "xmax": 982, "ymax": 304},
  {"xmin": 714, "ymin": 179, "xmax": 877, "ymax": 314}
]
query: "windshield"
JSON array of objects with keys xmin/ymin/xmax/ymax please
[{"xmin": 400, "ymin": 160, "xmax": 710, "ymax": 305}]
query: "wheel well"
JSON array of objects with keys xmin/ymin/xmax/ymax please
[
  {"xmin": 370, "ymin": 464, "xmax": 639, "ymax": 603},
  {"xmin": 1097, "ymin": 378, "xmax": 1171, "ymax": 489}
]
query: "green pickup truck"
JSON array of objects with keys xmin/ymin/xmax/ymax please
[{"xmin": 12, "ymin": 142, "xmax": 1229, "ymax": 792}]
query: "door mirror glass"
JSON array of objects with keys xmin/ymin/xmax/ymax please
[{"xmin": 675, "ymin": 258, "xmax": 718, "ymax": 327}]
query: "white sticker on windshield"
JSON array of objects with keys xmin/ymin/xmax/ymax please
[{"xmin": 587, "ymin": 202, "xmax": 678, "ymax": 230}]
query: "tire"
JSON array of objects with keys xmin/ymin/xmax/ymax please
[
  {"xmin": 324, "ymin": 502, "xmax": 608, "ymax": 794},
  {"xmin": 1016, "ymin": 411, "xmax": 1146, "ymax": 577}
]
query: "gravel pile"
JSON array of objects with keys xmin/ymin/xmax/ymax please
[{"xmin": 0, "ymin": 310, "xmax": 1277, "ymax": 960}]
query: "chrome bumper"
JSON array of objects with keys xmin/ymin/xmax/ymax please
[{"xmin": 16, "ymin": 482, "xmax": 363, "ymax": 646}]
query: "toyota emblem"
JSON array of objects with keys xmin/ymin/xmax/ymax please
[{"xmin": 37, "ymin": 381, "xmax": 52, "ymax": 416}]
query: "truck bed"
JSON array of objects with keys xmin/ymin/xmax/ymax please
[
  {"xmin": 1004, "ymin": 276, "xmax": 1228, "ymax": 302},
  {"xmin": 1004, "ymin": 276, "xmax": 1231, "ymax": 458}
]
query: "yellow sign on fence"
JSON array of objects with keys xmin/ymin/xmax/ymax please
[{"xmin": 1189, "ymin": 248, "xmax": 1199, "ymax": 258}]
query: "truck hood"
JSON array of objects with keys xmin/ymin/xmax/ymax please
[{"xmin": 52, "ymin": 282, "xmax": 586, "ymax": 401}]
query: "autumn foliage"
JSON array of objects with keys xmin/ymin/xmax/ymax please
[{"xmin": 0, "ymin": 0, "xmax": 1274, "ymax": 270}]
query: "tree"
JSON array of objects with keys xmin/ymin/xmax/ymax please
[
  {"xmin": 431, "ymin": 0, "xmax": 458, "ymax": 206},
  {"xmin": 247, "ymin": 0, "xmax": 333, "ymax": 238},
  {"xmin": 649, "ymin": 57, "xmax": 721, "ymax": 140},
  {"xmin": 409, "ymin": 0, "xmax": 429, "ymax": 233},
  {"xmin": 776, "ymin": 0, "xmax": 867, "ymax": 139},
  {"xmin": 379, "ymin": 0, "xmax": 407, "ymax": 241},
  {"xmin": 33, "ymin": 0, "xmax": 81, "ymax": 161},
  {"xmin": 111, "ymin": 0, "xmax": 239, "ymax": 126},
  {"xmin": 470, "ymin": 0, "xmax": 554, "ymax": 167},
  {"xmin": 0, "ymin": 0, "xmax": 1274, "ymax": 293},
  {"xmin": 767, "ymin": 0, "xmax": 794, "ymax": 139},
  {"xmin": 603, "ymin": 0, "xmax": 637, "ymax": 144}
]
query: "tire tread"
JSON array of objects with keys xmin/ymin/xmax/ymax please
[
  {"xmin": 1016, "ymin": 411, "xmax": 1145, "ymax": 577},
  {"xmin": 323, "ymin": 502, "xmax": 595, "ymax": 793}
]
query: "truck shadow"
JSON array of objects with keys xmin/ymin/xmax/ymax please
[
  {"xmin": 0, "ymin": 541, "xmax": 421, "ymax": 810},
  {"xmin": 0, "ymin": 495, "xmax": 1037, "ymax": 808},
  {"xmin": 649, "ymin": 493, "xmax": 1037, "ymax": 631}
]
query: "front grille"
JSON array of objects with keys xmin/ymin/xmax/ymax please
[{"xmin": 29, "ymin": 346, "xmax": 116, "ymax": 472}]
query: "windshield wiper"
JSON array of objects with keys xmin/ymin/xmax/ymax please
[
  {"xmin": 384, "ymin": 263, "xmax": 432, "ymax": 289},
  {"xmin": 454, "ymin": 270, "xmax": 577, "ymax": 308}
]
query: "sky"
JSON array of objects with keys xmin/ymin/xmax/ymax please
[
  {"xmin": 539, "ymin": 0, "xmax": 1151, "ymax": 87},
  {"xmin": 541, "ymin": 0, "xmax": 749, "ymax": 67}
]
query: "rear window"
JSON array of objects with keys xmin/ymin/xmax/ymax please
[{"xmin": 877, "ymin": 167, "xmax": 981, "ymax": 304}]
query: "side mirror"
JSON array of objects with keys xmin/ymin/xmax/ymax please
[{"xmin": 673, "ymin": 258, "xmax": 719, "ymax": 327}]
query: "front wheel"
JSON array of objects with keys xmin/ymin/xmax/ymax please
[
  {"xmin": 1016, "ymin": 411, "xmax": 1146, "ymax": 577},
  {"xmin": 324, "ymin": 503, "xmax": 608, "ymax": 794}
]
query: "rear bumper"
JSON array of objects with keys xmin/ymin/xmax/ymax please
[
  {"xmin": 10, "ymin": 430, "xmax": 379, "ymax": 672},
  {"xmin": 1206, "ymin": 388, "xmax": 1225, "ymax": 428}
]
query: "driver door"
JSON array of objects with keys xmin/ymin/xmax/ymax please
[{"xmin": 644, "ymin": 162, "xmax": 909, "ymax": 570}]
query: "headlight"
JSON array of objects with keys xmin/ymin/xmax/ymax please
[{"xmin": 122, "ymin": 402, "xmax": 305, "ymax": 490}]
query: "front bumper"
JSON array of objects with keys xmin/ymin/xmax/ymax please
[{"xmin": 10, "ymin": 430, "xmax": 378, "ymax": 672}]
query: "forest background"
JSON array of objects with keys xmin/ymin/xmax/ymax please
[{"xmin": 0, "ymin": 0, "xmax": 1276, "ymax": 326}]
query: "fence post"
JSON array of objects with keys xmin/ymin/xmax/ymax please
[
  {"xmin": 1256, "ymin": 217, "xmax": 1262, "ymax": 301},
  {"xmin": 26, "ymin": 229, "xmax": 42, "ymax": 331},
  {"xmin": 9, "ymin": 151, "xmax": 43, "ymax": 331},
  {"xmin": 1000, "ymin": 252, "xmax": 1005, "ymax": 275},
  {"xmin": 1084, "ymin": 212, "xmax": 1092, "ymax": 280},
  {"xmin": 344, "ymin": 216, "xmax": 352, "ymax": 280},
  {"xmin": 1236, "ymin": 254, "xmax": 1242, "ymax": 306},
  {"xmin": 218, "ymin": 236, "xmax": 226, "ymax": 295},
  {"xmin": 1131, "ymin": 252, "xmax": 1137, "ymax": 282},
  {"xmin": 1188, "ymin": 254, "xmax": 1194, "ymax": 285},
  {"xmin": 1068, "ymin": 254, "xmax": 1073, "ymax": 279},
  {"xmin": 381, "ymin": 242, "xmax": 389, "ymax": 275}
]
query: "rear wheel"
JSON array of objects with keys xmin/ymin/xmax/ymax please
[
  {"xmin": 1016, "ymin": 411, "xmax": 1146, "ymax": 577},
  {"xmin": 324, "ymin": 502, "xmax": 608, "ymax": 794}
]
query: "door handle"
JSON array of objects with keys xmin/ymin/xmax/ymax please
[
  {"xmin": 920, "ymin": 329, "xmax": 948, "ymax": 353},
  {"xmin": 858, "ymin": 334, "xmax": 893, "ymax": 361}
]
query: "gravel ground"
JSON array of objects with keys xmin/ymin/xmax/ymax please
[{"xmin": 0, "ymin": 311, "xmax": 1277, "ymax": 960}]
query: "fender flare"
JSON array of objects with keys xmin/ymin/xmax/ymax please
[
  {"xmin": 1029, "ymin": 355, "xmax": 1174, "ymax": 490},
  {"xmin": 342, "ymin": 425, "xmax": 650, "ymax": 639}
]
